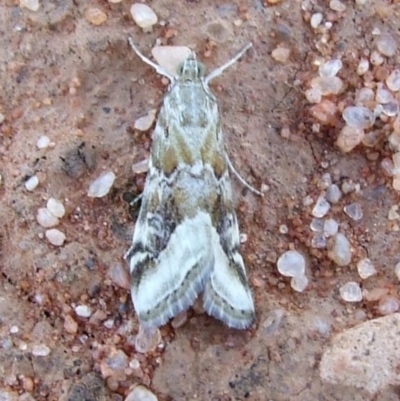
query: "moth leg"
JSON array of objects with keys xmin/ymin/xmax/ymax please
[
  {"xmin": 225, "ymin": 154, "xmax": 263, "ymax": 196},
  {"xmin": 128, "ymin": 37, "xmax": 175, "ymax": 81},
  {"xmin": 205, "ymin": 43, "xmax": 253, "ymax": 84}
]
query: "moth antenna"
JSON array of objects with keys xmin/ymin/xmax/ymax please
[
  {"xmin": 225, "ymin": 154, "xmax": 263, "ymax": 196},
  {"xmin": 128, "ymin": 37, "xmax": 175, "ymax": 81},
  {"xmin": 205, "ymin": 43, "xmax": 253, "ymax": 84}
]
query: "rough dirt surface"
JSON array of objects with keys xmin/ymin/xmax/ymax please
[{"xmin": 1, "ymin": 1, "xmax": 400, "ymax": 400}]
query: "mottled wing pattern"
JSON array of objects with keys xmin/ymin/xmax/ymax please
[
  {"xmin": 125, "ymin": 162, "xmax": 217, "ymax": 328},
  {"xmin": 125, "ymin": 41, "xmax": 255, "ymax": 329}
]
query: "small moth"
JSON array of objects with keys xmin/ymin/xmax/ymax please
[{"xmin": 125, "ymin": 38, "xmax": 257, "ymax": 329}]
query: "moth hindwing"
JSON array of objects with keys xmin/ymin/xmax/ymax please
[{"xmin": 125, "ymin": 39, "xmax": 255, "ymax": 329}]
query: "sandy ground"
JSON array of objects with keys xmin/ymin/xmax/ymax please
[{"xmin": 1, "ymin": 1, "xmax": 400, "ymax": 400}]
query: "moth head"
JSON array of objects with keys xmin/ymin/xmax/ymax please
[{"xmin": 176, "ymin": 52, "xmax": 206, "ymax": 80}]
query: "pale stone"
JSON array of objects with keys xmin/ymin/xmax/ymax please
[
  {"xmin": 125, "ymin": 385, "xmax": 158, "ymax": 401},
  {"xmin": 45, "ymin": 229, "xmax": 66, "ymax": 246},
  {"xmin": 46, "ymin": 198, "xmax": 65, "ymax": 218},
  {"xmin": 20, "ymin": 0, "xmax": 39, "ymax": 11},
  {"xmin": 130, "ymin": 3, "xmax": 158, "ymax": 29},
  {"xmin": 88, "ymin": 171, "xmax": 115, "ymax": 198},
  {"xmin": 25, "ymin": 175, "xmax": 39, "ymax": 191},
  {"xmin": 151, "ymin": 46, "xmax": 191, "ymax": 76},
  {"xmin": 36, "ymin": 208, "xmax": 59, "ymax": 228},
  {"xmin": 320, "ymin": 313, "xmax": 400, "ymax": 394}
]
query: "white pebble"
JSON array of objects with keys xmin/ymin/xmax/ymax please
[
  {"xmin": 152, "ymin": 46, "xmax": 191, "ymax": 76},
  {"xmin": 344, "ymin": 202, "xmax": 363, "ymax": 221},
  {"xmin": 130, "ymin": 3, "xmax": 158, "ymax": 30},
  {"xmin": 327, "ymin": 233, "xmax": 352, "ymax": 266},
  {"xmin": 45, "ymin": 229, "xmax": 66, "ymax": 246},
  {"xmin": 310, "ymin": 76, "xmax": 343, "ymax": 96},
  {"xmin": 386, "ymin": 70, "xmax": 400, "ymax": 92},
  {"xmin": 311, "ymin": 233, "xmax": 326, "ymax": 248},
  {"xmin": 310, "ymin": 13, "xmax": 323, "ymax": 29},
  {"xmin": 342, "ymin": 106, "xmax": 375, "ymax": 129},
  {"xmin": 376, "ymin": 86, "xmax": 393, "ymax": 104},
  {"xmin": 340, "ymin": 282, "xmax": 362, "ymax": 302},
  {"xmin": 134, "ymin": 109, "xmax": 156, "ymax": 131},
  {"xmin": 355, "ymin": 87, "xmax": 374, "ymax": 106},
  {"xmin": 32, "ymin": 344, "xmax": 51, "ymax": 356},
  {"xmin": 132, "ymin": 159, "xmax": 149, "ymax": 174},
  {"xmin": 319, "ymin": 59, "xmax": 342, "ymax": 77},
  {"xmin": 336, "ymin": 126, "xmax": 365, "ymax": 153},
  {"xmin": 46, "ymin": 197, "xmax": 65, "ymax": 218},
  {"xmin": 310, "ymin": 218, "xmax": 324, "ymax": 232},
  {"xmin": 329, "ymin": 0, "xmax": 346, "ymax": 12},
  {"xmin": 25, "ymin": 175, "xmax": 39, "ymax": 191},
  {"xmin": 378, "ymin": 297, "xmax": 400, "ymax": 315},
  {"xmin": 305, "ymin": 88, "xmax": 322, "ymax": 104},
  {"xmin": 135, "ymin": 325, "xmax": 161, "ymax": 354},
  {"xmin": 88, "ymin": 171, "xmax": 115, "ymax": 198},
  {"xmin": 370, "ymin": 50, "xmax": 384, "ymax": 66},
  {"xmin": 323, "ymin": 218, "xmax": 339, "ymax": 237},
  {"xmin": 20, "ymin": 0, "xmax": 40, "ymax": 11},
  {"xmin": 277, "ymin": 250, "xmax": 306, "ymax": 277},
  {"xmin": 382, "ymin": 101, "xmax": 399, "ymax": 117},
  {"xmin": 75, "ymin": 305, "xmax": 92, "ymax": 318},
  {"xmin": 325, "ymin": 184, "xmax": 342, "ymax": 203},
  {"xmin": 36, "ymin": 135, "xmax": 51, "ymax": 149},
  {"xmin": 312, "ymin": 196, "xmax": 331, "ymax": 218},
  {"xmin": 290, "ymin": 274, "xmax": 308, "ymax": 292},
  {"xmin": 376, "ymin": 33, "xmax": 397, "ymax": 57},
  {"xmin": 125, "ymin": 385, "xmax": 158, "ymax": 401},
  {"xmin": 36, "ymin": 208, "xmax": 59, "ymax": 228},
  {"xmin": 356, "ymin": 58, "xmax": 369, "ymax": 75},
  {"xmin": 357, "ymin": 258, "xmax": 377, "ymax": 279}
]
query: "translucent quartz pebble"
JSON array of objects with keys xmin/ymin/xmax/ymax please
[
  {"xmin": 311, "ymin": 233, "xmax": 326, "ymax": 248},
  {"xmin": 376, "ymin": 33, "xmax": 397, "ymax": 57},
  {"xmin": 342, "ymin": 106, "xmax": 375, "ymax": 129},
  {"xmin": 310, "ymin": 13, "xmax": 323, "ymax": 29},
  {"xmin": 310, "ymin": 76, "xmax": 343, "ymax": 95},
  {"xmin": 291, "ymin": 275, "xmax": 309, "ymax": 292},
  {"xmin": 328, "ymin": 233, "xmax": 351, "ymax": 266},
  {"xmin": 125, "ymin": 385, "xmax": 158, "ymax": 401},
  {"xmin": 305, "ymin": 88, "xmax": 322, "ymax": 104},
  {"xmin": 310, "ymin": 218, "xmax": 324, "ymax": 232},
  {"xmin": 336, "ymin": 126, "xmax": 364, "ymax": 153},
  {"xmin": 340, "ymin": 282, "xmax": 362, "ymax": 302},
  {"xmin": 376, "ymin": 86, "xmax": 393, "ymax": 104},
  {"xmin": 325, "ymin": 184, "xmax": 341, "ymax": 203},
  {"xmin": 130, "ymin": 3, "xmax": 158, "ymax": 29},
  {"xmin": 36, "ymin": 208, "xmax": 59, "ymax": 228},
  {"xmin": 344, "ymin": 202, "xmax": 363, "ymax": 220},
  {"xmin": 357, "ymin": 59, "xmax": 369, "ymax": 75},
  {"xmin": 357, "ymin": 258, "xmax": 377, "ymax": 279},
  {"xmin": 329, "ymin": 0, "xmax": 346, "ymax": 12},
  {"xmin": 319, "ymin": 59, "xmax": 342, "ymax": 77},
  {"xmin": 386, "ymin": 70, "xmax": 400, "ymax": 92},
  {"xmin": 277, "ymin": 250, "xmax": 306, "ymax": 277},
  {"xmin": 312, "ymin": 196, "xmax": 330, "ymax": 218},
  {"xmin": 46, "ymin": 198, "xmax": 65, "ymax": 218},
  {"xmin": 134, "ymin": 110, "xmax": 156, "ymax": 131},
  {"xmin": 323, "ymin": 218, "xmax": 339, "ymax": 237},
  {"xmin": 355, "ymin": 87, "xmax": 374, "ymax": 105},
  {"xmin": 135, "ymin": 325, "xmax": 161, "ymax": 354},
  {"xmin": 378, "ymin": 297, "xmax": 400, "ymax": 315},
  {"xmin": 45, "ymin": 229, "xmax": 66, "ymax": 246},
  {"xmin": 382, "ymin": 101, "xmax": 399, "ymax": 117},
  {"xmin": 88, "ymin": 171, "xmax": 115, "ymax": 198}
]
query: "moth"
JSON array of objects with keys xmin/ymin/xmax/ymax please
[{"xmin": 125, "ymin": 38, "xmax": 259, "ymax": 329}]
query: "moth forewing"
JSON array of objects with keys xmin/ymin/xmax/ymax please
[{"xmin": 125, "ymin": 38, "xmax": 255, "ymax": 329}]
